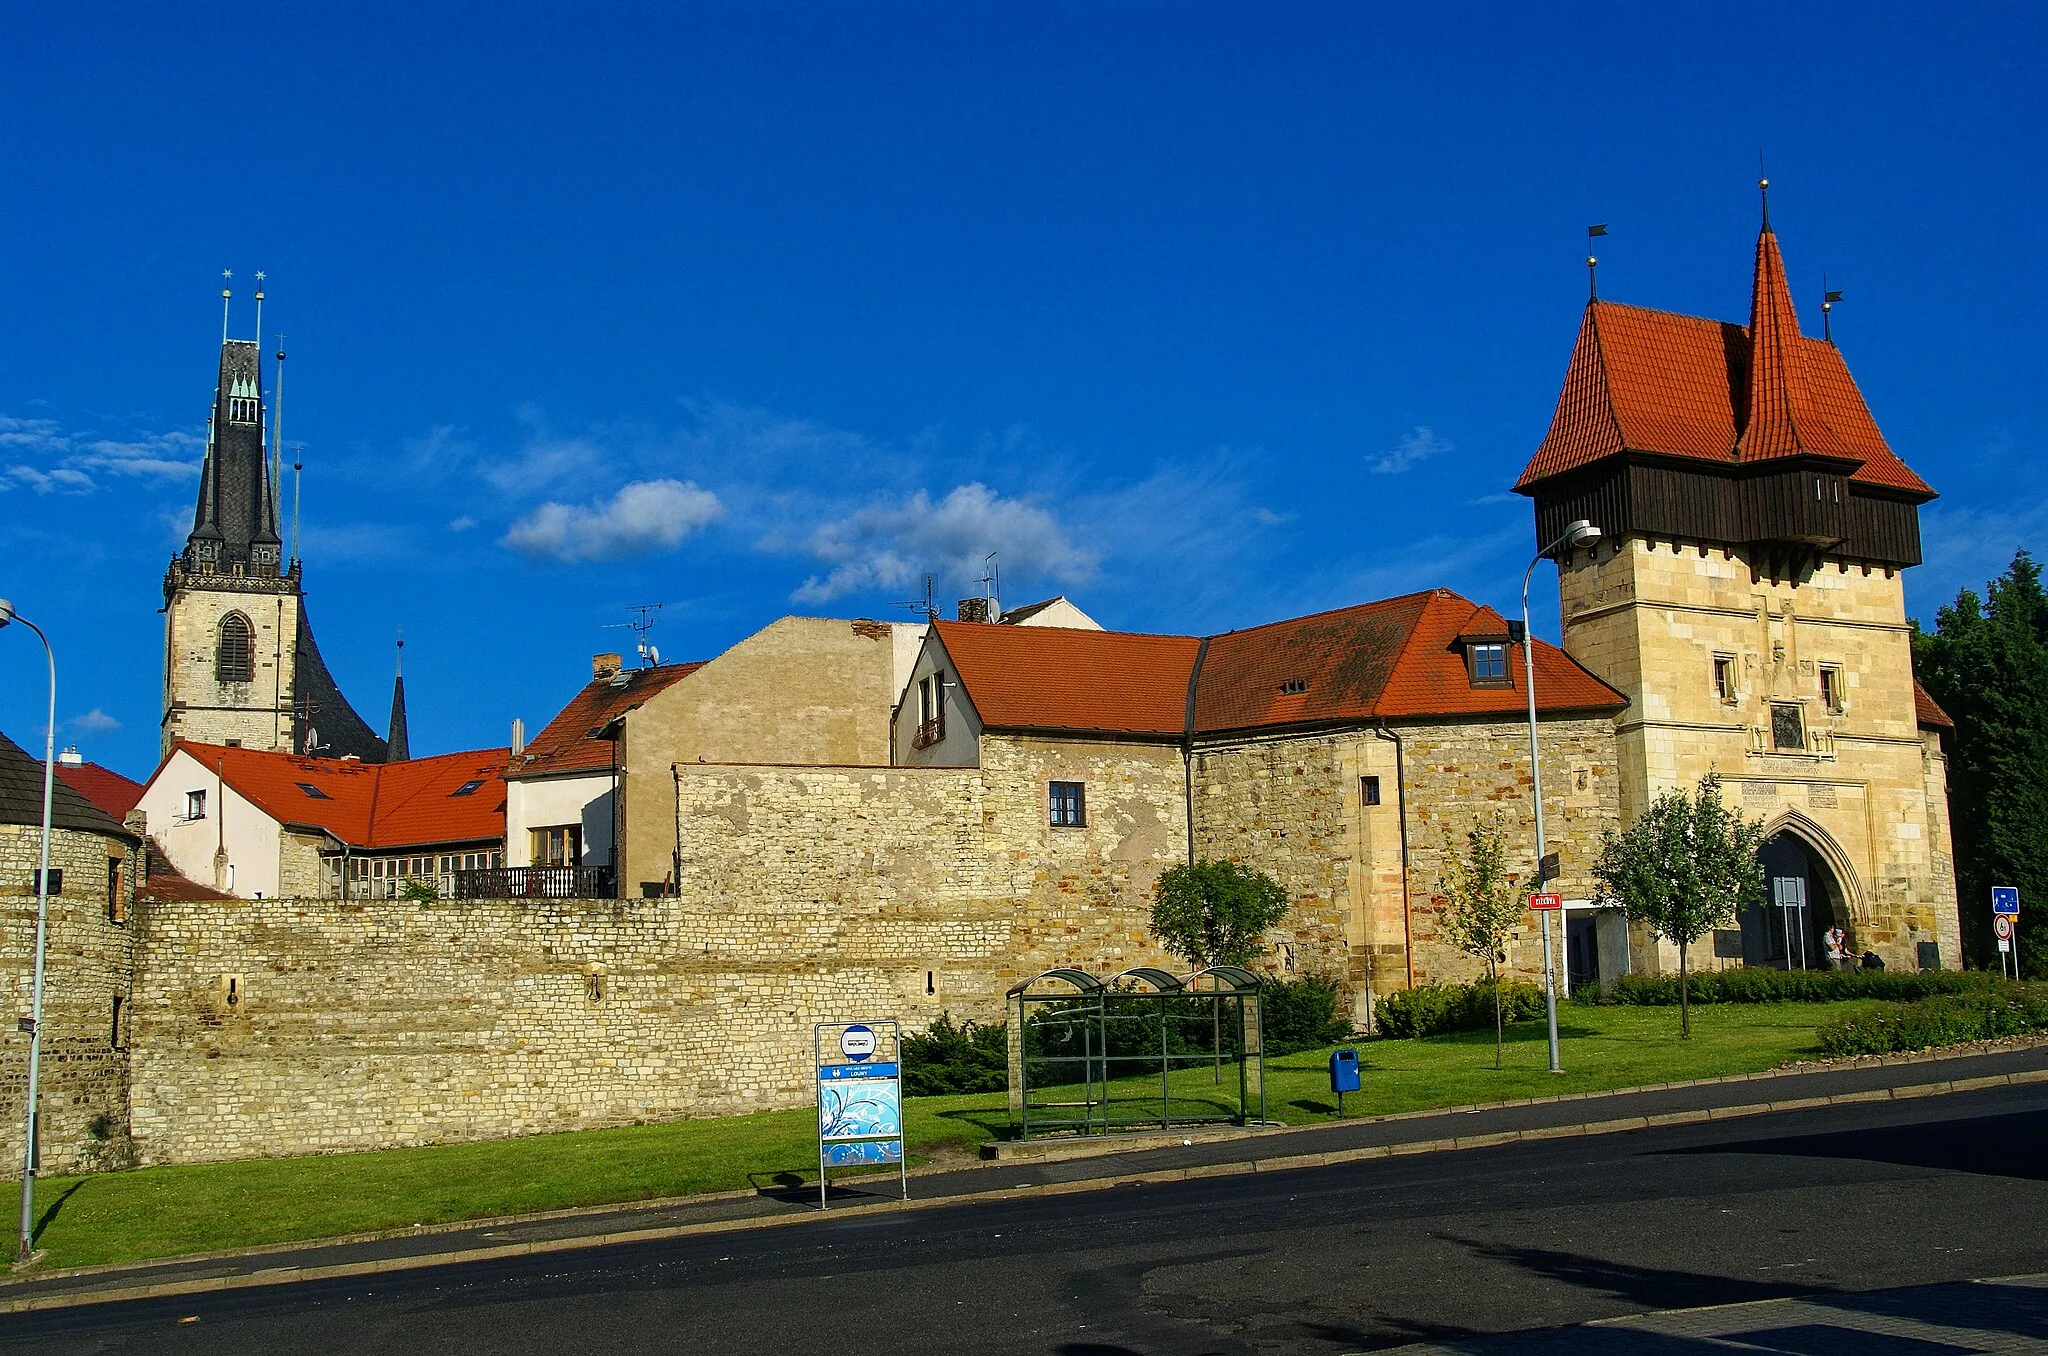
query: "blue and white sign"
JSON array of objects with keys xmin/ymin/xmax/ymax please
[
  {"xmin": 814, "ymin": 1020, "xmax": 908, "ymax": 1208},
  {"xmin": 1993, "ymin": 886, "xmax": 2021, "ymax": 916}
]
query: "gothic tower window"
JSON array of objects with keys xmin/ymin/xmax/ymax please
[{"xmin": 217, "ymin": 613, "xmax": 255, "ymax": 683}]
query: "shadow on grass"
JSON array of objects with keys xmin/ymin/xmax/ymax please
[{"xmin": 31, "ymin": 1179, "xmax": 86, "ymax": 1246}]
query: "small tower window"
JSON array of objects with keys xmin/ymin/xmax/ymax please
[
  {"xmin": 1713, "ymin": 655, "xmax": 1738, "ymax": 703},
  {"xmin": 217, "ymin": 613, "xmax": 254, "ymax": 683},
  {"xmin": 1361, "ymin": 775, "xmax": 1382, "ymax": 806},
  {"xmin": 1820, "ymin": 665, "xmax": 1845, "ymax": 714}
]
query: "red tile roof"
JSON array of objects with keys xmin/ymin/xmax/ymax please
[
  {"xmin": 932, "ymin": 622, "xmax": 1201, "ymax": 736},
  {"xmin": 1195, "ymin": 591, "xmax": 1625, "ymax": 733},
  {"xmin": 1913, "ymin": 677, "xmax": 1954, "ymax": 731},
  {"xmin": 168, "ymin": 742, "xmax": 507, "ymax": 850},
  {"xmin": 1516, "ymin": 229, "xmax": 1933, "ymax": 499},
  {"xmin": 54, "ymin": 761, "xmax": 145, "ymax": 823},
  {"xmin": 513, "ymin": 662, "xmax": 704, "ymax": 779},
  {"xmin": 934, "ymin": 590, "xmax": 1626, "ymax": 739}
]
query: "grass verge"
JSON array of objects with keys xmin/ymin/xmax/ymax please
[{"xmin": 19, "ymin": 1001, "xmax": 1876, "ymax": 1270}]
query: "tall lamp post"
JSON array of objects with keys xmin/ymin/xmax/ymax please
[
  {"xmin": 1520, "ymin": 520, "xmax": 1601, "ymax": 1076},
  {"xmin": 0, "ymin": 599, "xmax": 56, "ymax": 1264}
]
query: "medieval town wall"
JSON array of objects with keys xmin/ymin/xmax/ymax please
[
  {"xmin": 0, "ymin": 823, "xmax": 138, "ymax": 1175},
  {"xmin": 123, "ymin": 738, "xmax": 1184, "ymax": 1165}
]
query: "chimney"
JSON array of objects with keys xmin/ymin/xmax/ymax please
[
  {"xmin": 593, "ymin": 652, "xmax": 623, "ymax": 681},
  {"xmin": 957, "ymin": 598, "xmax": 990, "ymax": 623},
  {"xmin": 511, "ymin": 717, "xmax": 526, "ymax": 756},
  {"xmin": 57, "ymin": 746, "xmax": 83, "ymax": 766}
]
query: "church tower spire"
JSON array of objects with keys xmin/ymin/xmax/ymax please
[
  {"xmin": 183, "ymin": 319, "xmax": 284, "ymax": 578},
  {"xmin": 387, "ymin": 634, "xmax": 410, "ymax": 762}
]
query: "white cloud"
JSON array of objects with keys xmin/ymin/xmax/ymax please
[
  {"xmin": 0, "ymin": 414, "xmax": 202, "ymax": 490},
  {"xmin": 790, "ymin": 483, "xmax": 1096, "ymax": 604},
  {"xmin": 66, "ymin": 708, "xmax": 120, "ymax": 734},
  {"xmin": 447, "ymin": 515, "xmax": 478, "ymax": 532},
  {"xmin": 1371, "ymin": 426, "xmax": 1451, "ymax": 475},
  {"xmin": 4, "ymin": 464, "xmax": 93, "ymax": 494},
  {"xmin": 501, "ymin": 479, "xmax": 724, "ymax": 564}
]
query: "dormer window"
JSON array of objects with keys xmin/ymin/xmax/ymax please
[
  {"xmin": 1463, "ymin": 637, "xmax": 1511, "ymax": 688},
  {"xmin": 1279, "ymin": 679, "xmax": 1308, "ymax": 695}
]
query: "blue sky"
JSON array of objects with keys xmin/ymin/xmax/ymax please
[{"xmin": 3, "ymin": 3, "xmax": 2043, "ymax": 777}]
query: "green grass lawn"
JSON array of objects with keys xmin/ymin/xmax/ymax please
[{"xmin": 19, "ymin": 1000, "xmax": 1875, "ymax": 1271}]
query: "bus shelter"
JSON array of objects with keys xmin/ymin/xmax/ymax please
[{"xmin": 1005, "ymin": 965, "xmax": 1265, "ymax": 1138}]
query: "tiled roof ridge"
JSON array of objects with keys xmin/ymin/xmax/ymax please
[
  {"xmin": 933, "ymin": 618, "xmax": 1195, "ymax": 643},
  {"xmin": 1196, "ymin": 589, "xmax": 1440, "ymax": 643}
]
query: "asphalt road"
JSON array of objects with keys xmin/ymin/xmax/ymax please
[{"xmin": 9, "ymin": 1083, "xmax": 2048, "ymax": 1355}]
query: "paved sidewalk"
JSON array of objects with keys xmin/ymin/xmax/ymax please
[
  {"xmin": 1373, "ymin": 1272, "xmax": 2048, "ymax": 1353},
  {"xmin": 3, "ymin": 1040, "xmax": 2044, "ymax": 1314}
]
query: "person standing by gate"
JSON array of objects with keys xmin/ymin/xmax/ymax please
[{"xmin": 1824, "ymin": 926, "xmax": 1849, "ymax": 971}]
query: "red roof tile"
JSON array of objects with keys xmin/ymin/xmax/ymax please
[
  {"xmin": 935, "ymin": 590, "xmax": 1626, "ymax": 739},
  {"xmin": 169, "ymin": 742, "xmax": 507, "ymax": 850},
  {"xmin": 55, "ymin": 761, "xmax": 144, "ymax": 822},
  {"xmin": 932, "ymin": 622, "xmax": 1201, "ymax": 736},
  {"xmin": 1913, "ymin": 677, "xmax": 1954, "ymax": 731},
  {"xmin": 1517, "ymin": 229, "xmax": 1933, "ymax": 499},
  {"xmin": 514, "ymin": 662, "xmax": 704, "ymax": 779}
]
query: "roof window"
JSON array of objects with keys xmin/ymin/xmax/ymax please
[
  {"xmin": 1465, "ymin": 641, "xmax": 1512, "ymax": 689},
  {"xmin": 1279, "ymin": 679, "xmax": 1308, "ymax": 695},
  {"xmin": 294, "ymin": 782, "xmax": 331, "ymax": 800},
  {"xmin": 450, "ymin": 779, "xmax": 485, "ymax": 797}
]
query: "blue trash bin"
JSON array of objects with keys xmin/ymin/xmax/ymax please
[{"xmin": 1329, "ymin": 1048, "xmax": 1360, "ymax": 1114}]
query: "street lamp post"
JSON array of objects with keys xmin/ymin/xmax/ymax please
[
  {"xmin": 1520, "ymin": 520, "xmax": 1601, "ymax": 1076},
  {"xmin": 0, "ymin": 600, "xmax": 57, "ymax": 1264}
]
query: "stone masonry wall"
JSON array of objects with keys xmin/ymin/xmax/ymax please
[
  {"xmin": 161, "ymin": 583, "xmax": 299, "ymax": 758},
  {"xmin": 125, "ymin": 735, "xmax": 1186, "ymax": 1165},
  {"xmin": 0, "ymin": 823, "xmax": 138, "ymax": 1174}
]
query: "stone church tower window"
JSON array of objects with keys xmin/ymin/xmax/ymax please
[{"xmin": 216, "ymin": 613, "xmax": 254, "ymax": 683}]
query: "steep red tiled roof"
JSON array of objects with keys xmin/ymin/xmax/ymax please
[
  {"xmin": 514, "ymin": 662, "xmax": 704, "ymax": 779},
  {"xmin": 1913, "ymin": 677, "xmax": 1954, "ymax": 731},
  {"xmin": 1516, "ymin": 230, "xmax": 1933, "ymax": 499},
  {"xmin": 936, "ymin": 590, "xmax": 1626, "ymax": 739},
  {"xmin": 168, "ymin": 742, "xmax": 507, "ymax": 850},
  {"xmin": 54, "ymin": 761, "xmax": 145, "ymax": 823},
  {"xmin": 1195, "ymin": 590, "xmax": 1626, "ymax": 733},
  {"xmin": 932, "ymin": 621, "xmax": 1201, "ymax": 736}
]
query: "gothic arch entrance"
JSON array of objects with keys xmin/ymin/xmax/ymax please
[{"xmin": 1740, "ymin": 815, "xmax": 1855, "ymax": 969}]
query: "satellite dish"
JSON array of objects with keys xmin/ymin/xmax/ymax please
[{"xmin": 648, "ymin": 645, "xmax": 660, "ymax": 665}]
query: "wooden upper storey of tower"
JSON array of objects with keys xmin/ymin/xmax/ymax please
[{"xmin": 1515, "ymin": 219, "xmax": 1934, "ymax": 568}]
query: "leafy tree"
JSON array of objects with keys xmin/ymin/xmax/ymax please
[
  {"xmin": 1152, "ymin": 860, "xmax": 1290, "ymax": 1081},
  {"xmin": 1913, "ymin": 550, "xmax": 2048, "ymax": 977},
  {"xmin": 1150, "ymin": 860, "xmax": 1290, "ymax": 968},
  {"xmin": 1435, "ymin": 810, "xmax": 1524, "ymax": 1069},
  {"xmin": 1594, "ymin": 775, "xmax": 1766, "ymax": 1038}
]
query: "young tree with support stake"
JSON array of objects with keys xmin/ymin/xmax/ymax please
[
  {"xmin": 1152, "ymin": 860, "xmax": 1290, "ymax": 1080},
  {"xmin": 1436, "ymin": 811, "xmax": 1523, "ymax": 1071},
  {"xmin": 1594, "ymin": 774, "xmax": 1766, "ymax": 1038}
]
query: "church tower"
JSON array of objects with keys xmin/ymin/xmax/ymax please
[
  {"xmin": 1515, "ymin": 186, "xmax": 1962, "ymax": 973},
  {"xmin": 161, "ymin": 284, "xmax": 389, "ymax": 762}
]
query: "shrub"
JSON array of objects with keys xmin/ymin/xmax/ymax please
[
  {"xmin": 1816, "ymin": 983, "xmax": 2048, "ymax": 1056},
  {"xmin": 1377, "ymin": 978, "xmax": 1546, "ymax": 1040},
  {"xmin": 1606, "ymin": 967, "xmax": 1992, "ymax": 1008},
  {"xmin": 1260, "ymin": 975, "xmax": 1354, "ymax": 1055},
  {"xmin": 900, "ymin": 1013, "xmax": 1008, "ymax": 1097}
]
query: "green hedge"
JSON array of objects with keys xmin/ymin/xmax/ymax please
[
  {"xmin": 1816, "ymin": 983, "xmax": 2048, "ymax": 1056},
  {"xmin": 901, "ymin": 1014, "xmax": 1007, "ymax": 1097},
  {"xmin": 1376, "ymin": 979, "xmax": 1547, "ymax": 1040},
  {"xmin": 1260, "ymin": 974, "xmax": 1356, "ymax": 1055},
  {"xmin": 1601, "ymin": 967, "xmax": 1992, "ymax": 1007}
]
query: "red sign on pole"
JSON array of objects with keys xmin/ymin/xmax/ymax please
[{"xmin": 1529, "ymin": 892, "xmax": 1563, "ymax": 912}]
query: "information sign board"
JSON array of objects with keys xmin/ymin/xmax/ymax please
[
  {"xmin": 1993, "ymin": 886, "xmax": 2020, "ymax": 916},
  {"xmin": 815, "ymin": 1020, "xmax": 908, "ymax": 1208},
  {"xmin": 1529, "ymin": 892, "xmax": 1563, "ymax": 912}
]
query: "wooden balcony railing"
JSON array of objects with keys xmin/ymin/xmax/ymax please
[
  {"xmin": 912, "ymin": 715, "xmax": 947, "ymax": 750},
  {"xmin": 452, "ymin": 866, "xmax": 616, "ymax": 900}
]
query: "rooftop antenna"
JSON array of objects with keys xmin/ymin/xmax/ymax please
[
  {"xmin": 603, "ymin": 603, "xmax": 667, "ymax": 667},
  {"xmin": 1821, "ymin": 275, "xmax": 1844, "ymax": 344},
  {"xmin": 1586, "ymin": 224, "xmax": 1607, "ymax": 300},
  {"xmin": 220, "ymin": 269, "xmax": 233, "ymax": 345},
  {"xmin": 894, "ymin": 574, "xmax": 938, "ymax": 622},
  {"xmin": 252, "ymin": 271, "xmax": 265, "ymax": 347},
  {"xmin": 978, "ymin": 552, "xmax": 1002, "ymax": 622},
  {"xmin": 290, "ymin": 442, "xmax": 305, "ymax": 571},
  {"xmin": 271, "ymin": 331, "xmax": 286, "ymax": 516}
]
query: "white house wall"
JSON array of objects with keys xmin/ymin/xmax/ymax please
[
  {"xmin": 135, "ymin": 748, "xmax": 286, "ymax": 899},
  {"xmin": 506, "ymin": 774, "xmax": 614, "ymax": 867}
]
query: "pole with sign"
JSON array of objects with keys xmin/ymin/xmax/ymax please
[
  {"xmin": 1993, "ymin": 887, "xmax": 2020, "ymax": 980},
  {"xmin": 815, "ymin": 1020, "xmax": 908, "ymax": 1209}
]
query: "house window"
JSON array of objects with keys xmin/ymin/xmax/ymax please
[
  {"xmin": 1820, "ymin": 666, "xmax": 1845, "ymax": 714},
  {"xmin": 533, "ymin": 825, "xmax": 582, "ymax": 867},
  {"xmin": 185, "ymin": 789, "xmax": 207, "ymax": 821},
  {"xmin": 1771, "ymin": 703, "xmax": 1806, "ymax": 752},
  {"xmin": 1279, "ymin": 679, "xmax": 1308, "ymax": 695},
  {"xmin": 1467, "ymin": 642, "xmax": 1510, "ymax": 687},
  {"xmin": 216, "ymin": 613, "xmax": 254, "ymax": 683},
  {"xmin": 913, "ymin": 670, "xmax": 947, "ymax": 749},
  {"xmin": 1361, "ymin": 775, "xmax": 1382, "ymax": 807},
  {"xmin": 107, "ymin": 857, "xmax": 125, "ymax": 924},
  {"xmin": 1713, "ymin": 655, "xmax": 1738, "ymax": 703},
  {"xmin": 1049, "ymin": 781, "xmax": 1086, "ymax": 828}
]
